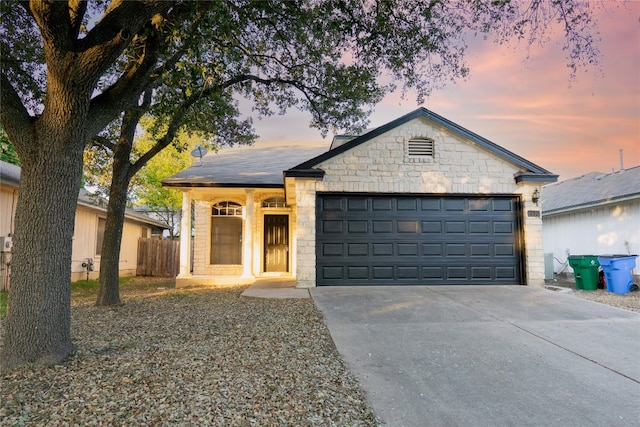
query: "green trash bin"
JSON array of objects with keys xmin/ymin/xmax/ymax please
[{"xmin": 567, "ymin": 255, "xmax": 600, "ymax": 291}]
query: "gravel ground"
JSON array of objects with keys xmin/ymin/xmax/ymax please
[
  {"xmin": 2, "ymin": 278, "xmax": 638, "ymax": 426},
  {"xmin": 547, "ymin": 279, "xmax": 640, "ymax": 313},
  {"xmin": 1, "ymin": 281, "xmax": 378, "ymax": 426}
]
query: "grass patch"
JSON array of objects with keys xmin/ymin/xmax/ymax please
[
  {"xmin": 0, "ymin": 291, "xmax": 7, "ymax": 317},
  {"xmin": 0, "ymin": 277, "xmax": 156, "ymax": 316}
]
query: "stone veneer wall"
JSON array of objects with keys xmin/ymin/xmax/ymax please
[
  {"xmin": 191, "ymin": 190, "xmax": 294, "ymax": 278},
  {"xmin": 294, "ymin": 117, "xmax": 546, "ymax": 288}
]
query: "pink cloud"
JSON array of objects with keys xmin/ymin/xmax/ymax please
[{"xmin": 252, "ymin": 3, "xmax": 639, "ymax": 181}]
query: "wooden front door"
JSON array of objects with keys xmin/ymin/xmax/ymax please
[{"xmin": 264, "ymin": 215, "xmax": 289, "ymax": 272}]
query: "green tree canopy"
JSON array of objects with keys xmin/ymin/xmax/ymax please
[
  {"xmin": 0, "ymin": 127, "xmax": 20, "ymax": 166},
  {"xmin": 0, "ymin": 0, "xmax": 602, "ymax": 370}
]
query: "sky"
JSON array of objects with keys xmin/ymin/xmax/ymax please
[{"xmin": 247, "ymin": 2, "xmax": 639, "ymax": 182}]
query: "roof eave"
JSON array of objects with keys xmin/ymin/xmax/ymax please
[
  {"xmin": 514, "ymin": 172, "xmax": 559, "ymax": 184},
  {"xmin": 162, "ymin": 181, "xmax": 284, "ymax": 189},
  {"xmin": 283, "ymin": 169, "xmax": 326, "ymax": 179},
  {"xmin": 543, "ymin": 193, "xmax": 640, "ymax": 216}
]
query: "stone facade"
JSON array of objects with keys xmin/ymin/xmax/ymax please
[
  {"xmin": 170, "ymin": 109, "xmax": 552, "ymax": 289},
  {"xmin": 292, "ymin": 117, "xmax": 545, "ymax": 287}
]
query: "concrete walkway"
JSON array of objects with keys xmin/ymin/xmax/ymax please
[
  {"xmin": 240, "ymin": 278, "xmax": 310, "ymax": 299},
  {"xmin": 311, "ymin": 285, "xmax": 640, "ymax": 427}
]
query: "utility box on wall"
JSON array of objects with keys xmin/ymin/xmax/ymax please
[{"xmin": 0, "ymin": 236, "xmax": 12, "ymax": 252}]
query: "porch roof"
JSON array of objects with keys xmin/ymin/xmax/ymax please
[{"xmin": 163, "ymin": 140, "xmax": 330, "ymax": 188}]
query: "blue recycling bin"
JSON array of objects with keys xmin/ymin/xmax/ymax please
[{"xmin": 597, "ymin": 255, "xmax": 638, "ymax": 295}]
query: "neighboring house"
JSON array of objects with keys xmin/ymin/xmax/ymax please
[
  {"xmin": 0, "ymin": 160, "xmax": 168, "ymax": 288},
  {"xmin": 164, "ymin": 108, "xmax": 557, "ymax": 288},
  {"xmin": 542, "ymin": 166, "xmax": 640, "ymax": 279}
]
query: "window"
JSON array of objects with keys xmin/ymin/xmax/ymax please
[
  {"xmin": 211, "ymin": 202, "xmax": 243, "ymax": 265},
  {"xmin": 212, "ymin": 201, "xmax": 243, "ymax": 216},
  {"xmin": 262, "ymin": 197, "xmax": 287, "ymax": 208},
  {"xmin": 96, "ymin": 217, "xmax": 106, "ymax": 256},
  {"xmin": 407, "ymin": 138, "xmax": 434, "ymax": 158}
]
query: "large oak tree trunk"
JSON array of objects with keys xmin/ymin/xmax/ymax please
[{"xmin": 1, "ymin": 142, "xmax": 84, "ymax": 369}]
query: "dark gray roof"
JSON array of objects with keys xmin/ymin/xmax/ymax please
[
  {"xmin": 287, "ymin": 108, "xmax": 558, "ymax": 183},
  {"xmin": 542, "ymin": 165, "xmax": 640, "ymax": 214},
  {"xmin": 163, "ymin": 140, "xmax": 331, "ymax": 188},
  {"xmin": 1, "ymin": 160, "xmax": 167, "ymax": 230},
  {"xmin": 0, "ymin": 160, "xmax": 21, "ymax": 187}
]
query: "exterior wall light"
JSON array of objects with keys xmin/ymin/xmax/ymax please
[{"xmin": 532, "ymin": 188, "xmax": 540, "ymax": 206}]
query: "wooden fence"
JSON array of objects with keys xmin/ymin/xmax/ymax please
[{"xmin": 136, "ymin": 238, "xmax": 180, "ymax": 277}]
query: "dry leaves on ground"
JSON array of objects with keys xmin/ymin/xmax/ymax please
[{"xmin": 1, "ymin": 283, "xmax": 378, "ymax": 427}]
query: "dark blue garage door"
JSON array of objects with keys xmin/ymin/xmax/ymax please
[{"xmin": 316, "ymin": 194, "xmax": 524, "ymax": 286}]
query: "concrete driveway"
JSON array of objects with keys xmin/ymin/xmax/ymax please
[{"xmin": 310, "ymin": 286, "xmax": 640, "ymax": 427}]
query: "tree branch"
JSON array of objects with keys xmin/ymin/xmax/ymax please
[
  {"xmin": 76, "ymin": 1, "xmax": 173, "ymax": 77},
  {"xmin": 86, "ymin": 29, "xmax": 161, "ymax": 136},
  {"xmin": 0, "ymin": 72, "xmax": 35, "ymax": 152},
  {"xmin": 89, "ymin": 135, "xmax": 116, "ymax": 152},
  {"xmin": 68, "ymin": 0, "xmax": 87, "ymax": 39},
  {"xmin": 29, "ymin": 1, "xmax": 75, "ymax": 53}
]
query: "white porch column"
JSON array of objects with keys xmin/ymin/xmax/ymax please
[
  {"xmin": 177, "ymin": 191, "xmax": 192, "ymax": 278},
  {"xmin": 242, "ymin": 190, "xmax": 255, "ymax": 278}
]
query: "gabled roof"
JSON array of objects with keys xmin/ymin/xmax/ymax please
[
  {"xmin": 286, "ymin": 107, "xmax": 557, "ymax": 183},
  {"xmin": 163, "ymin": 140, "xmax": 330, "ymax": 188},
  {"xmin": 542, "ymin": 165, "xmax": 640, "ymax": 214}
]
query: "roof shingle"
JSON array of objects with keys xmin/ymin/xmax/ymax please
[{"xmin": 542, "ymin": 165, "xmax": 640, "ymax": 214}]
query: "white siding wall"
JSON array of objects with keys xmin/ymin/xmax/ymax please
[
  {"xmin": 2, "ymin": 185, "xmax": 159, "ymax": 284},
  {"xmin": 0, "ymin": 185, "xmax": 18, "ymax": 237},
  {"xmin": 543, "ymin": 199, "xmax": 640, "ymax": 276},
  {"xmin": 71, "ymin": 205, "xmax": 150, "ymax": 281}
]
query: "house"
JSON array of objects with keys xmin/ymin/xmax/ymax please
[
  {"xmin": 542, "ymin": 166, "xmax": 640, "ymax": 279},
  {"xmin": 0, "ymin": 160, "xmax": 168, "ymax": 289},
  {"xmin": 163, "ymin": 108, "xmax": 557, "ymax": 288}
]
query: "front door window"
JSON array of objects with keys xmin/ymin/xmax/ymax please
[{"xmin": 264, "ymin": 215, "xmax": 288, "ymax": 272}]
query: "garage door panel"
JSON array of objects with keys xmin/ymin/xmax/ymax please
[
  {"xmin": 398, "ymin": 243, "xmax": 419, "ymax": 256},
  {"xmin": 471, "ymin": 266, "xmax": 492, "ymax": 279},
  {"xmin": 321, "ymin": 220, "xmax": 343, "ymax": 233},
  {"xmin": 397, "ymin": 221, "xmax": 419, "ymax": 233},
  {"xmin": 373, "ymin": 266, "xmax": 394, "ymax": 279},
  {"xmin": 322, "ymin": 197, "xmax": 344, "ymax": 211},
  {"xmin": 373, "ymin": 243, "xmax": 393, "ymax": 256},
  {"xmin": 496, "ymin": 266, "xmax": 518, "ymax": 279},
  {"xmin": 347, "ymin": 220, "xmax": 368, "ymax": 233},
  {"xmin": 494, "ymin": 222, "xmax": 514, "ymax": 233},
  {"xmin": 421, "ymin": 199, "xmax": 442, "ymax": 210},
  {"xmin": 421, "ymin": 221, "xmax": 442, "ymax": 233},
  {"xmin": 317, "ymin": 194, "xmax": 522, "ymax": 286},
  {"xmin": 322, "ymin": 243, "xmax": 343, "ymax": 256},
  {"xmin": 398, "ymin": 266, "xmax": 419, "ymax": 279},
  {"xmin": 372, "ymin": 221, "xmax": 393, "ymax": 233},
  {"xmin": 347, "ymin": 243, "xmax": 368, "ymax": 256},
  {"xmin": 372, "ymin": 198, "xmax": 393, "ymax": 210},
  {"xmin": 422, "ymin": 243, "xmax": 443, "ymax": 256},
  {"xmin": 347, "ymin": 198, "xmax": 368, "ymax": 211},
  {"xmin": 397, "ymin": 198, "xmax": 418, "ymax": 210},
  {"xmin": 445, "ymin": 221, "xmax": 466, "ymax": 233}
]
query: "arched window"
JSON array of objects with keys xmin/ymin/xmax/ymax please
[
  {"xmin": 212, "ymin": 201, "xmax": 243, "ymax": 216},
  {"xmin": 262, "ymin": 197, "xmax": 287, "ymax": 208},
  {"xmin": 211, "ymin": 201, "xmax": 242, "ymax": 264}
]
